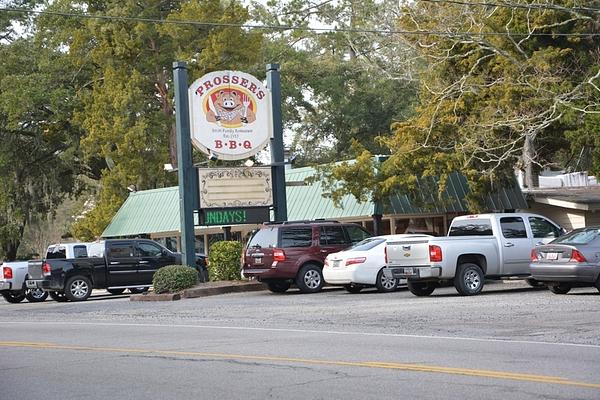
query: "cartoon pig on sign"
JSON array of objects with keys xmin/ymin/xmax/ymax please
[{"xmin": 206, "ymin": 90, "xmax": 256, "ymax": 125}]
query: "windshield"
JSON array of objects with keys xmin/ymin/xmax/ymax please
[
  {"xmin": 349, "ymin": 238, "xmax": 385, "ymax": 251},
  {"xmin": 552, "ymin": 228, "xmax": 600, "ymax": 245}
]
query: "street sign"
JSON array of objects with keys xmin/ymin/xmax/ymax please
[
  {"xmin": 198, "ymin": 167, "xmax": 273, "ymax": 209},
  {"xmin": 200, "ymin": 207, "xmax": 270, "ymax": 226},
  {"xmin": 189, "ymin": 71, "xmax": 272, "ymax": 160}
]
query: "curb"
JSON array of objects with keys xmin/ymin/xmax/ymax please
[
  {"xmin": 130, "ymin": 293, "xmax": 181, "ymax": 301},
  {"xmin": 129, "ymin": 281, "xmax": 265, "ymax": 302},
  {"xmin": 183, "ymin": 281, "xmax": 264, "ymax": 298}
]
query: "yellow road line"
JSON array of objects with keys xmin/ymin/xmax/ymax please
[{"xmin": 1, "ymin": 341, "xmax": 599, "ymax": 389}]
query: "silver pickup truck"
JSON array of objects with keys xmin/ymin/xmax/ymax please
[
  {"xmin": 1, "ymin": 261, "xmax": 48, "ymax": 303},
  {"xmin": 384, "ymin": 213, "xmax": 564, "ymax": 296}
]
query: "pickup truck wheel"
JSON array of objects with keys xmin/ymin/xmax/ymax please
[
  {"xmin": 407, "ymin": 281, "xmax": 436, "ymax": 296},
  {"xmin": 49, "ymin": 291, "xmax": 68, "ymax": 302},
  {"xmin": 2, "ymin": 291, "xmax": 26, "ymax": 303},
  {"xmin": 344, "ymin": 284, "xmax": 363, "ymax": 294},
  {"xmin": 107, "ymin": 289, "xmax": 126, "ymax": 295},
  {"xmin": 296, "ymin": 264, "xmax": 324, "ymax": 293},
  {"xmin": 64, "ymin": 276, "xmax": 92, "ymax": 301},
  {"xmin": 549, "ymin": 283, "xmax": 571, "ymax": 295},
  {"xmin": 25, "ymin": 288, "xmax": 48, "ymax": 302},
  {"xmin": 454, "ymin": 263, "xmax": 484, "ymax": 296},
  {"xmin": 376, "ymin": 268, "xmax": 398, "ymax": 293},
  {"xmin": 266, "ymin": 280, "xmax": 291, "ymax": 293}
]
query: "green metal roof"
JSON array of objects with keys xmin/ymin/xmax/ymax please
[
  {"xmin": 102, "ymin": 166, "xmax": 526, "ymax": 238},
  {"xmin": 102, "ymin": 187, "xmax": 181, "ymax": 237},
  {"xmin": 102, "ymin": 166, "xmax": 374, "ymax": 237},
  {"xmin": 285, "ymin": 166, "xmax": 373, "ymax": 221},
  {"xmin": 385, "ymin": 172, "xmax": 527, "ymax": 214}
]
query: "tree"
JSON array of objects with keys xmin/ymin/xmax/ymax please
[
  {"xmin": 326, "ymin": 0, "xmax": 600, "ymax": 211},
  {"xmin": 36, "ymin": 0, "xmax": 263, "ymax": 239},
  {"xmin": 249, "ymin": 0, "xmax": 418, "ymax": 164},
  {"xmin": 0, "ymin": 36, "xmax": 83, "ymax": 260}
]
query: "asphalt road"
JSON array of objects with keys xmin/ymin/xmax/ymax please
[{"xmin": 1, "ymin": 281, "xmax": 599, "ymax": 400}]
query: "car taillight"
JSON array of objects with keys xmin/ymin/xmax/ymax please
[
  {"xmin": 273, "ymin": 248, "xmax": 286, "ymax": 262},
  {"xmin": 384, "ymin": 246, "xmax": 388, "ymax": 264},
  {"xmin": 530, "ymin": 249, "xmax": 539, "ymax": 262},
  {"xmin": 429, "ymin": 245, "xmax": 442, "ymax": 262},
  {"xmin": 324, "ymin": 258, "xmax": 330, "ymax": 267},
  {"xmin": 3, "ymin": 266, "xmax": 12, "ymax": 280},
  {"xmin": 42, "ymin": 262, "xmax": 52, "ymax": 276},
  {"xmin": 345, "ymin": 257, "xmax": 366, "ymax": 266},
  {"xmin": 570, "ymin": 249, "xmax": 587, "ymax": 263}
]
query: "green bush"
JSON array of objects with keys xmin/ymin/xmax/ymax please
[
  {"xmin": 208, "ymin": 241, "xmax": 244, "ymax": 281},
  {"xmin": 153, "ymin": 265, "xmax": 199, "ymax": 294}
]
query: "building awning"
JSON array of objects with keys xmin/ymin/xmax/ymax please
[
  {"xmin": 526, "ymin": 187, "xmax": 600, "ymax": 211},
  {"xmin": 102, "ymin": 167, "xmax": 526, "ymax": 238},
  {"xmin": 386, "ymin": 172, "xmax": 527, "ymax": 214}
]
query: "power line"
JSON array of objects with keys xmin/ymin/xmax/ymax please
[
  {"xmin": 420, "ymin": 0, "xmax": 600, "ymax": 13},
  {"xmin": 0, "ymin": 7, "xmax": 599, "ymax": 37}
]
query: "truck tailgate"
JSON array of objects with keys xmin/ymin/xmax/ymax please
[
  {"xmin": 28, "ymin": 260, "xmax": 44, "ymax": 280},
  {"xmin": 386, "ymin": 237, "xmax": 431, "ymax": 266}
]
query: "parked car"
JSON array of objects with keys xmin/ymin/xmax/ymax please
[
  {"xmin": 242, "ymin": 220, "xmax": 372, "ymax": 293},
  {"xmin": 530, "ymin": 227, "xmax": 600, "ymax": 294},
  {"xmin": 0, "ymin": 261, "xmax": 48, "ymax": 303},
  {"xmin": 324, "ymin": 234, "xmax": 432, "ymax": 293},
  {"xmin": 27, "ymin": 239, "xmax": 207, "ymax": 302},
  {"xmin": 384, "ymin": 213, "xmax": 564, "ymax": 296}
]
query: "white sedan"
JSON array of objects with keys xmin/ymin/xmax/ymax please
[{"xmin": 323, "ymin": 234, "xmax": 432, "ymax": 293}]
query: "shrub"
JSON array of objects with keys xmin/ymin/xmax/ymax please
[
  {"xmin": 153, "ymin": 265, "xmax": 199, "ymax": 294},
  {"xmin": 207, "ymin": 241, "xmax": 243, "ymax": 281}
]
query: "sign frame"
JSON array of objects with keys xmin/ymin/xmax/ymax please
[{"xmin": 189, "ymin": 70, "xmax": 272, "ymax": 160}]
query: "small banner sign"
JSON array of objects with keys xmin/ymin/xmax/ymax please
[
  {"xmin": 189, "ymin": 70, "xmax": 272, "ymax": 160},
  {"xmin": 199, "ymin": 207, "xmax": 270, "ymax": 226},
  {"xmin": 198, "ymin": 167, "xmax": 273, "ymax": 209}
]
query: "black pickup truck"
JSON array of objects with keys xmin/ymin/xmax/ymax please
[{"xmin": 27, "ymin": 239, "xmax": 207, "ymax": 302}]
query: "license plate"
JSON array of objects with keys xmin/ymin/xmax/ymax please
[
  {"xmin": 546, "ymin": 252, "xmax": 559, "ymax": 260},
  {"xmin": 253, "ymin": 257, "xmax": 262, "ymax": 265},
  {"xmin": 26, "ymin": 280, "xmax": 37, "ymax": 289},
  {"xmin": 403, "ymin": 268, "xmax": 415, "ymax": 276},
  {"xmin": 332, "ymin": 260, "xmax": 342, "ymax": 268}
]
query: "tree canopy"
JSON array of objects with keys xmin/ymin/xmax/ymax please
[{"xmin": 0, "ymin": 0, "xmax": 598, "ymax": 258}]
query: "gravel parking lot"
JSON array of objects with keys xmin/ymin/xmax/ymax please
[{"xmin": 2, "ymin": 281, "xmax": 598, "ymax": 346}]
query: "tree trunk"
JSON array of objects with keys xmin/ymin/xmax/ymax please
[{"xmin": 522, "ymin": 133, "xmax": 538, "ymax": 189}]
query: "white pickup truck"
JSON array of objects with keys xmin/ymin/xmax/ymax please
[{"xmin": 384, "ymin": 213, "xmax": 564, "ymax": 296}]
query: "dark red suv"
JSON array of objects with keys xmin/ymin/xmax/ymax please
[{"xmin": 242, "ymin": 220, "xmax": 372, "ymax": 293}]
